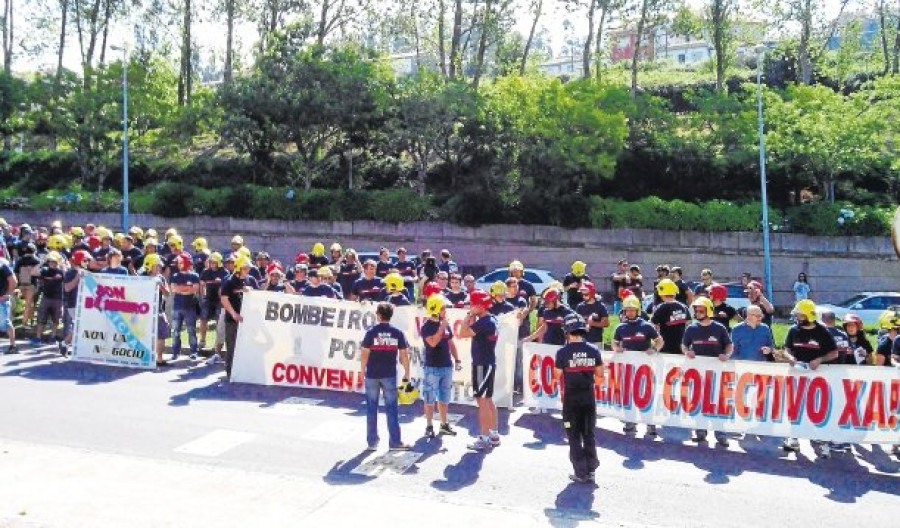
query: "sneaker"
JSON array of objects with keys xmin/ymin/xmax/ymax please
[
  {"xmin": 389, "ymin": 443, "xmax": 411, "ymax": 451},
  {"xmin": 623, "ymin": 422, "xmax": 637, "ymax": 434},
  {"xmin": 716, "ymin": 435, "xmax": 730, "ymax": 447},
  {"xmin": 204, "ymin": 353, "xmax": 222, "ymax": 365},
  {"xmin": 438, "ymin": 423, "xmax": 457, "ymax": 436},
  {"xmin": 170, "ymin": 353, "xmax": 179, "ymax": 361},
  {"xmin": 646, "ymin": 425, "xmax": 658, "ymax": 437},
  {"xmin": 467, "ymin": 437, "xmax": 492, "ymax": 451},
  {"xmin": 819, "ymin": 443, "xmax": 831, "ymax": 459},
  {"xmin": 568, "ymin": 474, "xmax": 590, "ymax": 483},
  {"xmin": 6, "ymin": 345, "xmax": 18, "ymax": 355},
  {"xmin": 782, "ymin": 438, "xmax": 800, "ymax": 452},
  {"xmin": 29, "ymin": 337, "xmax": 41, "ymax": 345},
  {"xmin": 365, "ymin": 443, "xmax": 378, "ymax": 452},
  {"xmin": 156, "ymin": 360, "xmax": 169, "ymax": 367},
  {"xmin": 424, "ymin": 425, "xmax": 435, "ymax": 439},
  {"xmin": 57, "ymin": 341, "xmax": 67, "ymax": 356},
  {"xmin": 489, "ymin": 432, "xmax": 501, "ymax": 447},
  {"xmin": 189, "ymin": 353, "xmax": 198, "ymax": 360},
  {"xmin": 693, "ymin": 431, "xmax": 708, "ymax": 443}
]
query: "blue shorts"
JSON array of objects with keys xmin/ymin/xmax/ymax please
[
  {"xmin": 0, "ymin": 299, "xmax": 11, "ymax": 331},
  {"xmin": 422, "ymin": 366, "xmax": 453, "ymax": 404}
]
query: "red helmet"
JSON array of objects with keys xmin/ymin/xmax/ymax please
[
  {"xmin": 842, "ymin": 313, "xmax": 863, "ymax": 328},
  {"xmin": 423, "ymin": 281, "xmax": 442, "ymax": 298},
  {"xmin": 295, "ymin": 251, "xmax": 309, "ymax": 264},
  {"xmin": 266, "ymin": 262, "xmax": 284, "ymax": 275},
  {"xmin": 542, "ymin": 288, "xmax": 561, "ymax": 304},
  {"xmin": 618, "ymin": 287, "xmax": 632, "ymax": 300},
  {"xmin": 578, "ymin": 280, "xmax": 596, "ymax": 298},
  {"xmin": 71, "ymin": 250, "xmax": 92, "ymax": 268},
  {"xmin": 469, "ymin": 290, "xmax": 492, "ymax": 310},
  {"xmin": 174, "ymin": 252, "xmax": 192, "ymax": 271},
  {"xmin": 709, "ymin": 283, "xmax": 727, "ymax": 302},
  {"xmin": 87, "ymin": 235, "xmax": 102, "ymax": 251},
  {"xmin": 745, "ymin": 280, "xmax": 762, "ymax": 292}
]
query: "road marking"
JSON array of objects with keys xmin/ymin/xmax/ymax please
[
  {"xmin": 300, "ymin": 420, "xmax": 364, "ymax": 443},
  {"xmin": 350, "ymin": 451, "xmax": 423, "ymax": 478},
  {"xmin": 174, "ymin": 430, "xmax": 257, "ymax": 457},
  {"xmin": 260, "ymin": 397, "xmax": 324, "ymax": 416}
]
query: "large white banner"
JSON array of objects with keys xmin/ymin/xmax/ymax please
[
  {"xmin": 71, "ymin": 273, "xmax": 159, "ymax": 369},
  {"xmin": 231, "ymin": 291, "xmax": 519, "ymax": 407},
  {"xmin": 523, "ymin": 343, "xmax": 900, "ymax": 443}
]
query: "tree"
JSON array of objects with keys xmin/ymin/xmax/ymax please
[
  {"xmin": 2, "ymin": 0, "xmax": 13, "ymax": 72},
  {"xmin": 707, "ymin": 0, "xmax": 735, "ymax": 92},
  {"xmin": 520, "ymin": 0, "xmax": 542, "ymax": 74},
  {"xmin": 630, "ymin": 0, "xmax": 672, "ymax": 97}
]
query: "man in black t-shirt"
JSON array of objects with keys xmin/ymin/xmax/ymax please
[
  {"xmin": 574, "ymin": 281, "xmax": 609, "ymax": 347},
  {"xmin": 562, "ymin": 260, "xmax": 591, "ymax": 309},
  {"xmin": 220, "ymin": 256, "xmax": 259, "ymax": 378},
  {"xmin": 0, "ymin": 257, "xmax": 18, "ymax": 354},
  {"xmin": 33, "ymin": 252, "xmax": 65, "ymax": 345},
  {"xmin": 708, "ymin": 283, "xmax": 738, "ymax": 332},
  {"xmin": 670, "ymin": 267, "xmax": 693, "ymax": 306},
  {"xmin": 554, "ymin": 313, "xmax": 603, "ymax": 483},
  {"xmin": 420, "ymin": 295, "xmax": 462, "ymax": 439},
  {"xmin": 781, "ymin": 299, "xmax": 838, "ymax": 454},
  {"xmin": 650, "ymin": 279, "xmax": 690, "ymax": 355}
]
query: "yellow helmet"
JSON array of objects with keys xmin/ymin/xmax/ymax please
[
  {"xmin": 311, "ymin": 242, "xmax": 325, "ymax": 256},
  {"xmin": 571, "ymin": 260, "xmax": 587, "ymax": 276},
  {"xmin": 237, "ymin": 246, "xmax": 251, "ymax": 259},
  {"xmin": 143, "ymin": 253, "xmax": 163, "ymax": 272},
  {"xmin": 168, "ymin": 235, "xmax": 184, "ymax": 250},
  {"xmin": 508, "ymin": 260, "xmax": 524, "ymax": 273},
  {"xmin": 791, "ymin": 299, "xmax": 817, "ymax": 322},
  {"xmin": 45, "ymin": 251, "xmax": 63, "ymax": 262},
  {"xmin": 656, "ymin": 278, "xmax": 678, "ymax": 297},
  {"xmin": 50, "ymin": 220, "xmax": 62, "ymax": 230},
  {"xmin": 384, "ymin": 273, "xmax": 404, "ymax": 294},
  {"xmin": 691, "ymin": 296, "xmax": 714, "ymax": 317},
  {"xmin": 231, "ymin": 235, "xmax": 244, "ymax": 246},
  {"xmin": 877, "ymin": 308, "xmax": 900, "ymax": 331},
  {"xmin": 128, "ymin": 226, "xmax": 143, "ymax": 240},
  {"xmin": 209, "ymin": 252, "xmax": 223, "ymax": 265},
  {"xmin": 318, "ymin": 266, "xmax": 333, "ymax": 279},
  {"xmin": 192, "ymin": 237, "xmax": 208, "ymax": 251},
  {"xmin": 234, "ymin": 255, "xmax": 253, "ymax": 270},
  {"xmin": 63, "ymin": 234, "xmax": 73, "ymax": 248},
  {"xmin": 145, "ymin": 228, "xmax": 158, "ymax": 239},
  {"xmin": 114, "ymin": 232, "xmax": 125, "ymax": 244},
  {"xmin": 426, "ymin": 295, "xmax": 448, "ymax": 318},
  {"xmin": 47, "ymin": 234, "xmax": 66, "ymax": 251},
  {"xmin": 622, "ymin": 295, "xmax": 641, "ymax": 311},
  {"xmin": 164, "ymin": 228, "xmax": 178, "ymax": 240},
  {"xmin": 70, "ymin": 226, "xmax": 85, "ymax": 237},
  {"xmin": 397, "ymin": 379, "xmax": 419, "ymax": 405},
  {"xmin": 490, "ymin": 280, "xmax": 506, "ymax": 296},
  {"xmin": 330, "ymin": 242, "xmax": 343, "ymax": 253},
  {"xmin": 96, "ymin": 226, "xmax": 113, "ymax": 240}
]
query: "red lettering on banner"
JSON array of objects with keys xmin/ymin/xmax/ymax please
[
  {"xmin": 701, "ymin": 370, "xmax": 717, "ymax": 415},
  {"xmin": 838, "ymin": 379, "xmax": 864, "ymax": 428},
  {"xmin": 313, "ymin": 367, "xmax": 326, "ymax": 387},
  {"xmin": 716, "ymin": 371, "xmax": 736, "ymax": 419},
  {"xmin": 528, "ymin": 354, "xmax": 541, "ymax": 395},
  {"xmin": 890, "ymin": 380, "xmax": 899, "ymax": 429},
  {"xmin": 633, "ymin": 365, "xmax": 654, "ymax": 411},
  {"xmin": 540, "ymin": 355, "xmax": 558, "ymax": 397},
  {"xmin": 607, "ymin": 363, "xmax": 623, "ymax": 405},
  {"xmin": 272, "ymin": 363, "xmax": 285, "ymax": 382},
  {"xmin": 271, "ymin": 362, "xmax": 360, "ymax": 390},
  {"xmin": 735, "ymin": 373, "xmax": 754, "ymax": 419},
  {"xmin": 753, "ymin": 374, "xmax": 772, "ymax": 421},
  {"xmin": 770, "ymin": 375, "xmax": 784, "ymax": 422},
  {"xmin": 806, "ymin": 377, "xmax": 830, "ymax": 426},
  {"xmin": 299, "ymin": 365, "xmax": 314, "ymax": 385},
  {"xmin": 681, "ymin": 368, "xmax": 702, "ymax": 415},
  {"xmin": 623, "ymin": 363, "xmax": 635, "ymax": 407},
  {"xmin": 663, "ymin": 368, "xmax": 680, "ymax": 413},
  {"xmin": 327, "ymin": 369, "xmax": 339, "ymax": 388},
  {"xmin": 786, "ymin": 376, "xmax": 808, "ymax": 423},
  {"xmin": 862, "ymin": 381, "xmax": 888, "ymax": 429}
]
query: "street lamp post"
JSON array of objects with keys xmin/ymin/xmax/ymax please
[
  {"xmin": 755, "ymin": 45, "xmax": 773, "ymax": 302},
  {"xmin": 112, "ymin": 45, "xmax": 129, "ymax": 232}
]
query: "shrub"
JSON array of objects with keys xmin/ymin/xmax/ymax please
[
  {"xmin": 590, "ymin": 197, "xmax": 784, "ymax": 232},
  {"xmin": 784, "ymin": 201, "xmax": 890, "ymax": 236}
]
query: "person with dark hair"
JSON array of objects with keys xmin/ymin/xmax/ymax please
[
  {"xmin": 793, "ymin": 272, "xmax": 811, "ymax": 302},
  {"xmin": 351, "ymin": 260, "xmax": 384, "ymax": 302},
  {"xmin": 554, "ymin": 313, "xmax": 603, "ymax": 483},
  {"xmin": 360, "ymin": 302, "xmax": 411, "ymax": 451}
]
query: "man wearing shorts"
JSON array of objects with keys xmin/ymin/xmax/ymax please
[
  {"xmin": 458, "ymin": 290, "xmax": 500, "ymax": 451},
  {"xmin": 62, "ymin": 250, "xmax": 92, "ymax": 356},
  {"xmin": 420, "ymin": 295, "xmax": 462, "ymax": 438},
  {"xmin": 0, "ymin": 256, "xmax": 18, "ymax": 354},
  {"xmin": 33, "ymin": 252, "xmax": 64, "ymax": 345}
]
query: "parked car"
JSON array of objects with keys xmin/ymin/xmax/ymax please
[
  {"xmin": 815, "ymin": 292, "xmax": 900, "ymax": 326},
  {"xmin": 643, "ymin": 281, "xmax": 750, "ymax": 312},
  {"xmin": 474, "ymin": 268, "xmax": 557, "ymax": 294}
]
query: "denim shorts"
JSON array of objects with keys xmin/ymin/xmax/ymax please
[
  {"xmin": 422, "ymin": 366, "xmax": 453, "ymax": 404},
  {"xmin": 0, "ymin": 298, "xmax": 11, "ymax": 331}
]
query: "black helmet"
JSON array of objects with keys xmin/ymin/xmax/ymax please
[{"xmin": 563, "ymin": 313, "xmax": 587, "ymax": 335}]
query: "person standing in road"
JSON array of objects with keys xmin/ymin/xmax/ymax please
[
  {"xmin": 527, "ymin": 288, "xmax": 573, "ymax": 346},
  {"xmin": 0, "ymin": 255, "xmax": 19, "ymax": 354},
  {"xmin": 554, "ymin": 313, "xmax": 604, "ymax": 483},
  {"xmin": 420, "ymin": 295, "xmax": 462, "ymax": 439},
  {"xmin": 681, "ymin": 297, "xmax": 733, "ymax": 447},
  {"xmin": 360, "ymin": 302, "xmax": 411, "ymax": 451},
  {"xmin": 220, "ymin": 256, "xmax": 259, "ymax": 378},
  {"xmin": 793, "ymin": 272, "xmax": 811, "ymax": 302},
  {"xmin": 458, "ymin": 290, "xmax": 501, "ymax": 451},
  {"xmin": 613, "ymin": 295, "xmax": 662, "ymax": 435}
]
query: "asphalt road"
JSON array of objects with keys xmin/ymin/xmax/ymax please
[{"xmin": 0, "ymin": 340, "xmax": 897, "ymax": 528}]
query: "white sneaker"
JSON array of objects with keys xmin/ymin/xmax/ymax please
[
  {"xmin": 489, "ymin": 433, "xmax": 501, "ymax": 447},
  {"xmin": 205, "ymin": 353, "xmax": 222, "ymax": 365},
  {"xmin": 782, "ymin": 438, "xmax": 800, "ymax": 451},
  {"xmin": 467, "ymin": 437, "xmax": 492, "ymax": 451}
]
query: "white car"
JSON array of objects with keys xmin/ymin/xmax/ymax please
[
  {"xmin": 474, "ymin": 268, "xmax": 557, "ymax": 295},
  {"xmin": 815, "ymin": 292, "xmax": 900, "ymax": 326}
]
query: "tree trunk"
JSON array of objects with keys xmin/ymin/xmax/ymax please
[
  {"xmin": 437, "ymin": 0, "xmax": 447, "ymax": 77},
  {"xmin": 710, "ymin": 0, "xmax": 729, "ymax": 92},
  {"xmin": 520, "ymin": 0, "xmax": 542, "ymax": 75},
  {"xmin": 798, "ymin": 0, "xmax": 812, "ymax": 84},
  {"xmin": 449, "ymin": 0, "xmax": 462, "ymax": 78},
  {"xmin": 472, "ymin": 0, "xmax": 492, "ymax": 88},
  {"xmin": 594, "ymin": 1, "xmax": 608, "ymax": 79},
  {"xmin": 582, "ymin": 0, "xmax": 596, "ymax": 79},
  {"xmin": 631, "ymin": 0, "xmax": 649, "ymax": 97},
  {"xmin": 55, "ymin": 0, "xmax": 68, "ymax": 93},
  {"xmin": 179, "ymin": 0, "xmax": 192, "ymax": 106},
  {"xmin": 98, "ymin": 0, "xmax": 112, "ymax": 67},
  {"xmin": 2, "ymin": 0, "xmax": 13, "ymax": 72},
  {"xmin": 224, "ymin": 0, "xmax": 234, "ymax": 84},
  {"xmin": 317, "ymin": 0, "xmax": 328, "ymax": 45},
  {"xmin": 411, "ymin": 3, "xmax": 421, "ymax": 69},
  {"xmin": 879, "ymin": 1, "xmax": 890, "ymax": 75},
  {"xmin": 893, "ymin": 15, "xmax": 900, "ymax": 74}
]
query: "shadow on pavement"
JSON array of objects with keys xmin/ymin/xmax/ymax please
[
  {"xmin": 430, "ymin": 451, "xmax": 487, "ymax": 491},
  {"xmin": 322, "ymin": 449, "xmax": 377, "ymax": 485},
  {"xmin": 0, "ymin": 358, "xmax": 144, "ymax": 384},
  {"xmin": 543, "ymin": 481, "xmax": 599, "ymax": 527},
  {"xmin": 515, "ymin": 411, "xmax": 568, "ymax": 449},
  {"xmin": 1, "ymin": 351, "xmax": 62, "ymax": 368}
]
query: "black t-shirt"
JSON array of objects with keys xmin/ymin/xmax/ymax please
[
  {"xmin": 337, "ymin": 261, "xmax": 361, "ymax": 295},
  {"xmin": 200, "ymin": 268, "xmax": 228, "ymax": 303},
  {"xmin": 351, "ymin": 277, "xmax": 383, "ymax": 302},
  {"xmin": 63, "ymin": 268, "xmax": 79, "ymax": 308},
  {"xmin": 421, "ymin": 319, "xmax": 453, "ymax": 367},
  {"xmin": 445, "ymin": 290, "xmax": 468, "ymax": 308},
  {"xmin": 0, "ymin": 261, "xmax": 11, "ymax": 296},
  {"xmin": 39, "ymin": 266, "xmax": 65, "ymax": 299},
  {"xmin": 846, "ymin": 332, "xmax": 873, "ymax": 364},
  {"xmin": 712, "ymin": 302, "xmax": 737, "ymax": 331},
  {"xmin": 375, "ymin": 260, "xmax": 393, "ymax": 278},
  {"xmin": 674, "ymin": 279, "xmax": 690, "ymax": 305},
  {"xmin": 555, "ymin": 341, "xmax": 602, "ymax": 405},
  {"xmin": 220, "ymin": 274, "xmax": 258, "ymax": 323},
  {"xmin": 825, "ymin": 326, "xmax": 851, "ymax": 365},
  {"xmin": 682, "ymin": 321, "xmax": 732, "ymax": 357},
  {"xmin": 783, "ymin": 323, "xmax": 837, "ymax": 363},
  {"xmin": 516, "ymin": 279, "xmax": 537, "ymax": 301},
  {"xmin": 875, "ymin": 335, "xmax": 895, "ymax": 367},
  {"xmin": 562, "ymin": 273, "xmax": 590, "ymax": 308},
  {"xmin": 14, "ymin": 254, "xmax": 41, "ymax": 285},
  {"xmin": 121, "ymin": 247, "xmax": 143, "ymax": 271},
  {"xmin": 539, "ymin": 305, "xmax": 573, "ymax": 346},
  {"xmin": 575, "ymin": 301, "xmax": 608, "ymax": 345},
  {"xmin": 361, "ymin": 322, "xmax": 408, "ymax": 378},
  {"xmin": 650, "ymin": 301, "xmax": 691, "ymax": 353},
  {"xmin": 489, "ymin": 300, "xmax": 515, "ymax": 316}
]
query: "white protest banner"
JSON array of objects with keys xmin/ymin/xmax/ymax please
[
  {"xmin": 230, "ymin": 291, "xmax": 518, "ymax": 407},
  {"xmin": 523, "ymin": 342, "xmax": 900, "ymax": 444},
  {"xmin": 71, "ymin": 273, "xmax": 159, "ymax": 369}
]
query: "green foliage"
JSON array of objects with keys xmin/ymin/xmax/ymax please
[
  {"xmin": 590, "ymin": 197, "xmax": 783, "ymax": 232},
  {"xmin": 784, "ymin": 202, "xmax": 891, "ymax": 237}
]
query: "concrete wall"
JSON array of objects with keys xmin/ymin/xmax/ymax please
[{"xmin": 3, "ymin": 209, "xmax": 898, "ymax": 308}]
